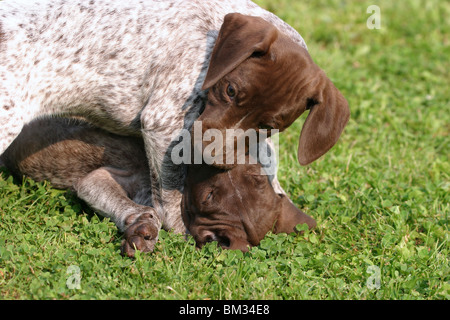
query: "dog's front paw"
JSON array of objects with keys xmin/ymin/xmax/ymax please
[{"xmin": 121, "ymin": 212, "xmax": 159, "ymax": 258}]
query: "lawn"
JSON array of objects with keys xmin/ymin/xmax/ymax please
[{"xmin": 0, "ymin": 0, "xmax": 448, "ymax": 300}]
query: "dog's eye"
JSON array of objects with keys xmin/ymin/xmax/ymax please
[
  {"xmin": 226, "ymin": 84, "xmax": 236, "ymax": 98},
  {"xmin": 204, "ymin": 191, "xmax": 213, "ymax": 203}
]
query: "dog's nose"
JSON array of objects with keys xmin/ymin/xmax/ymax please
[
  {"xmin": 204, "ymin": 232, "xmax": 216, "ymax": 243},
  {"xmin": 199, "ymin": 231, "xmax": 231, "ymax": 248}
]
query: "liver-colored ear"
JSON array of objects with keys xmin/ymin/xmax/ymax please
[
  {"xmin": 202, "ymin": 13, "xmax": 278, "ymax": 90},
  {"xmin": 297, "ymin": 71, "xmax": 350, "ymax": 165},
  {"xmin": 274, "ymin": 195, "xmax": 316, "ymax": 233}
]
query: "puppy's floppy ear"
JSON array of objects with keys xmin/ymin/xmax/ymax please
[
  {"xmin": 202, "ymin": 13, "xmax": 278, "ymax": 90},
  {"xmin": 297, "ymin": 68, "xmax": 350, "ymax": 165},
  {"xmin": 274, "ymin": 195, "xmax": 316, "ymax": 233}
]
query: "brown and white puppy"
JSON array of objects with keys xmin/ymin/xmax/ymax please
[
  {"xmin": 1, "ymin": 1, "xmax": 348, "ymax": 253},
  {"xmin": 1, "ymin": 118, "xmax": 314, "ymax": 256}
]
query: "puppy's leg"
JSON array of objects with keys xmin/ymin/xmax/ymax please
[
  {"xmin": 74, "ymin": 167, "xmax": 160, "ymax": 257},
  {"xmin": 140, "ymin": 128, "xmax": 188, "ymax": 234}
]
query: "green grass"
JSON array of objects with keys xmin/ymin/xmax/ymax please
[{"xmin": 0, "ymin": 0, "xmax": 449, "ymax": 300}]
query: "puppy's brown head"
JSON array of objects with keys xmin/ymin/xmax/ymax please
[
  {"xmin": 197, "ymin": 13, "xmax": 350, "ymax": 167},
  {"xmin": 181, "ymin": 163, "xmax": 316, "ymax": 251}
]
